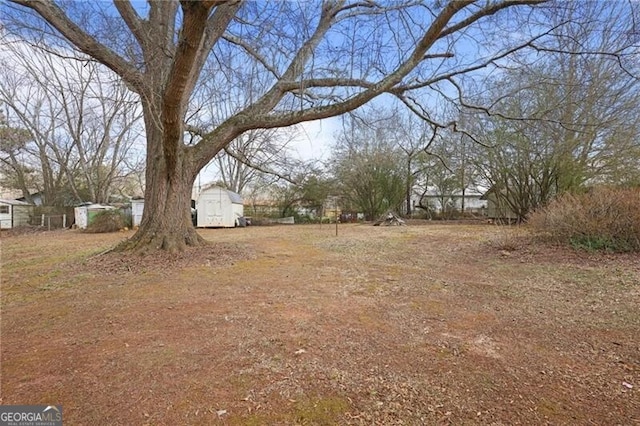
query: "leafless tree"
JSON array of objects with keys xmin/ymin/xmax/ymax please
[
  {"xmin": 0, "ymin": 110, "xmax": 36, "ymax": 202},
  {"xmin": 0, "ymin": 40, "xmax": 144, "ymax": 205},
  {"xmin": 5, "ymin": 0, "xmax": 552, "ymax": 251},
  {"xmin": 210, "ymin": 127, "xmax": 300, "ymax": 194},
  {"xmin": 0, "ymin": 54, "xmax": 75, "ymax": 205},
  {"xmin": 331, "ymin": 109, "xmax": 407, "ymax": 220},
  {"xmin": 387, "ymin": 110, "xmax": 440, "ymax": 216},
  {"xmin": 466, "ymin": 2, "xmax": 640, "ymax": 220}
]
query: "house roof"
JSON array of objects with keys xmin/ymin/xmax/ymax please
[
  {"xmin": 0, "ymin": 199, "xmax": 32, "ymax": 206},
  {"xmin": 420, "ymin": 186, "xmax": 488, "ymax": 198},
  {"xmin": 16, "ymin": 191, "xmax": 42, "ymax": 201},
  {"xmin": 479, "ymin": 185, "xmax": 501, "ymax": 200}
]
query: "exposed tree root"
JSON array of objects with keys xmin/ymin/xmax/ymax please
[{"xmin": 114, "ymin": 226, "xmax": 208, "ymax": 254}]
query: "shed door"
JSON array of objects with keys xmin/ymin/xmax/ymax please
[
  {"xmin": 74, "ymin": 207, "xmax": 88, "ymax": 229},
  {"xmin": 132, "ymin": 202, "xmax": 144, "ymax": 227},
  {"xmin": 205, "ymin": 198, "xmax": 223, "ymax": 226}
]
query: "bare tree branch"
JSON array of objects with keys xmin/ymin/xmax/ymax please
[
  {"xmin": 222, "ymin": 146, "xmax": 299, "ymax": 185},
  {"xmin": 439, "ymin": 0, "xmax": 548, "ymax": 39},
  {"xmin": 113, "ymin": 0, "xmax": 146, "ymax": 48},
  {"xmin": 222, "ymin": 33, "xmax": 281, "ymax": 79},
  {"xmin": 8, "ymin": 0, "xmax": 144, "ymax": 91}
]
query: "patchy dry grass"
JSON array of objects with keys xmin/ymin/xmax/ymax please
[{"xmin": 1, "ymin": 223, "xmax": 638, "ymax": 425}]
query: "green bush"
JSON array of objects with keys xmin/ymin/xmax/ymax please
[
  {"xmin": 528, "ymin": 187, "xmax": 640, "ymax": 252},
  {"xmin": 85, "ymin": 210, "xmax": 127, "ymax": 233}
]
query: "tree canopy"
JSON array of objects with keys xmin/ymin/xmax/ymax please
[{"xmin": 7, "ymin": 0, "xmax": 629, "ymax": 250}]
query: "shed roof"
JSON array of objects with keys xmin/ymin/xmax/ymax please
[
  {"xmin": 76, "ymin": 203, "xmax": 116, "ymax": 210},
  {"xmin": 0, "ymin": 199, "xmax": 32, "ymax": 206},
  {"xmin": 227, "ymin": 190, "xmax": 243, "ymax": 204},
  {"xmin": 200, "ymin": 184, "xmax": 243, "ymax": 204}
]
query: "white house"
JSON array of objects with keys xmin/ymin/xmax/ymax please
[
  {"xmin": 196, "ymin": 185, "xmax": 243, "ymax": 228},
  {"xmin": 0, "ymin": 199, "xmax": 33, "ymax": 229},
  {"xmin": 413, "ymin": 186, "xmax": 488, "ymax": 215}
]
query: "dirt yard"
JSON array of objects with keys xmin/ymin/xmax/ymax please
[{"xmin": 1, "ymin": 223, "xmax": 638, "ymax": 425}]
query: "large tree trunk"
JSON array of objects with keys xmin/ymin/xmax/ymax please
[
  {"xmin": 119, "ymin": 165, "xmax": 204, "ymax": 253},
  {"xmin": 116, "ymin": 101, "xmax": 206, "ymax": 253}
]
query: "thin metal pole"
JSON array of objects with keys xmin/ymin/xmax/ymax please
[{"xmin": 335, "ymin": 199, "xmax": 338, "ymax": 237}]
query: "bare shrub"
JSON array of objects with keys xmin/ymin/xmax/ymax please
[
  {"xmin": 529, "ymin": 187, "xmax": 640, "ymax": 252},
  {"xmin": 487, "ymin": 226, "xmax": 531, "ymax": 252},
  {"xmin": 85, "ymin": 210, "xmax": 126, "ymax": 233}
]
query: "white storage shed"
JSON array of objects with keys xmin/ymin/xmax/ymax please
[
  {"xmin": 196, "ymin": 185, "xmax": 243, "ymax": 228},
  {"xmin": 74, "ymin": 204, "xmax": 116, "ymax": 229},
  {"xmin": 0, "ymin": 199, "xmax": 33, "ymax": 229},
  {"xmin": 131, "ymin": 198, "xmax": 145, "ymax": 227}
]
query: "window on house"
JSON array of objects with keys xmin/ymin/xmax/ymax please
[{"xmin": 0, "ymin": 205, "xmax": 9, "ymax": 214}]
